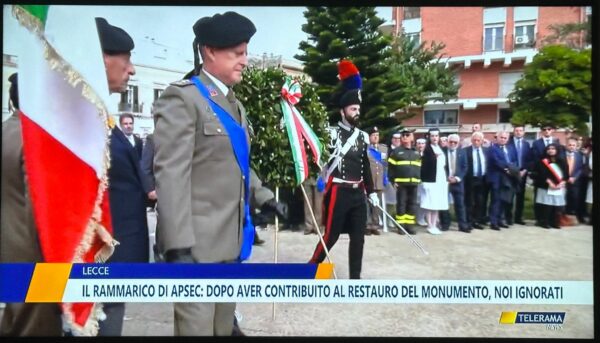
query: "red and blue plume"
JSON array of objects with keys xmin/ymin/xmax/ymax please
[{"xmin": 337, "ymin": 59, "xmax": 362, "ymax": 90}]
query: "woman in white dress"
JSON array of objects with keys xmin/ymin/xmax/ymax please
[{"xmin": 419, "ymin": 128, "xmax": 449, "ymax": 234}]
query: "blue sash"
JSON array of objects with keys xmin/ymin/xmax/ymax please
[
  {"xmin": 368, "ymin": 146, "xmax": 388, "ymax": 186},
  {"xmin": 190, "ymin": 76, "xmax": 254, "ymax": 261}
]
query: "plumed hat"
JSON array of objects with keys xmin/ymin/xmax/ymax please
[{"xmin": 338, "ymin": 59, "xmax": 362, "ymax": 108}]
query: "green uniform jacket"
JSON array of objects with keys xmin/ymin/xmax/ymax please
[{"xmin": 153, "ymin": 70, "xmax": 254, "ymax": 263}]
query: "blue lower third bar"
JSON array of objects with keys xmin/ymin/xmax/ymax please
[{"xmin": 70, "ymin": 263, "xmax": 322, "ymax": 279}]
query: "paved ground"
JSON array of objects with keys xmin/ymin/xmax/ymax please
[{"xmin": 118, "ymin": 212, "xmax": 593, "ymax": 338}]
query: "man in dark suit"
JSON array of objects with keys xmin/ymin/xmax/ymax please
[
  {"xmin": 564, "ymin": 137, "xmax": 584, "ymax": 217},
  {"xmin": 118, "ymin": 113, "xmax": 143, "ymax": 159},
  {"xmin": 507, "ymin": 125, "xmax": 531, "ymax": 225},
  {"xmin": 440, "ymin": 134, "xmax": 470, "ymax": 232},
  {"xmin": 464, "ymin": 132, "xmax": 490, "ymax": 229},
  {"xmin": 487, "ymin": 131, "xmax": 519, "ymax": 230},
  {"xmin": 530, "ymin": 124, "xmax": 565, "ymax": 226},
  {"xmin": 141, "ymin": 133, "xmax": 157, "ymax": 208}
]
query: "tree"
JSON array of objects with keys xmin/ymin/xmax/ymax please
[
  {"xmin": 384, "ymin": 35, "xmax": 460, "ymax": 133},
  {"xmin": 508, "ymin": 45, "xmax": 591, "ymax": 135},
  {"xmin": 542, "ymin": 21, "xmax": 591, "ymax": 50},
  {"xmin": 234, "ymin": 67, "xmax": 329, "ymax": 187},
  {"xmin": 295, "ymin": 7, "xmax": 395, "ymax": 130}
]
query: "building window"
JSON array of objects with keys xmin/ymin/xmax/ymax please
[
  {"xmin": 404, "ymin": 7, "xmax": 420, "ymax": 20},
  {"xmin": 424, "ymin": 110, "xmax": 458, "ymax": 126},
  {"xmin": 498, "ymin": 72, "xmax": 523, "ymax": 98},
  {"xmin": 484, "ymin": 25, "xmax": 504, "ymax": 52},
  {"xmin": 119, "ymin": 85, "xmax": 139, "ymax": 112},
  {"xmin": 154, "ymin": 88, "xmax": 164, "ymax": 101},
  {"xmin": 514, "ymin": 22, "xmax": 535, "ymax": 49},
  {"xmin": 498, "ymin": 108, "xmax": 513, "ymax": 123},
  {"xmin": 406, "ymin": 32, "xmax": 421, "ymax": 46}
]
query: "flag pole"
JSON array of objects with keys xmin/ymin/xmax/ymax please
[
  {"xmin": 300, "ymin": 184, "xmax": 337, "ymax": 279},
  {"xmin": 272, "ymin": 186, "xmax": 279, "ymax": 320}
]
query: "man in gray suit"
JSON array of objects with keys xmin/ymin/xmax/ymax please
[{"xmin": 152, "ymin": 12, "xmax": 261, "ymax": 336}]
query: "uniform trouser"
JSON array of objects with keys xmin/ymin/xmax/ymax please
[
  {"xmin": 465, "ymin": 177, "xmax": 488, "ymax": 225},
  {"xmin": 489, "ymin": 186, "xmax": 510, "ymax": 226},
  {"xmin": 565, "ymin": 182, "xmax": 579, "ymax": 215},
  {"xmin": 440, "ymin": 182, "xmax": 469, "ymax": 230},
  {"xmin": 98, "ymin": 303, "xmax": 125, "ymax": 336},
  {"xmin": 303, "ymin": 184, "xmax": 323, "ymax": 231},
  {"xmin": 395, "ymin": 184, "xmax": 418, "ymax": 225},
  {"xmin": 511, "ymin": 175, "xmax": 527, "ymax": 223},
  {"xmin": 366, "ymin": 190, "xmax": 383, "ymax": 228},
  {"xmin": 576, "ymin": 176, "xmax": 589, "ymax": 220},
  {"xmin": 0, "ymin": 303, "xmax": 63, "ymax": 336},
  {"xmin": 309, "ymin": 185, "xmax": 366, "ymax": 279},
  {"xmin": 173, "ymin": 302, "xmax": 236, "ymax": 336}
]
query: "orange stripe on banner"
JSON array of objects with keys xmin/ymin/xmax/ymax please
[
  {"xmin": 315, "ymin": 263, "xmax": 334, "ymax": 279},
  {"xmin": 25, "ymin": 263, "xmax": 72, "ymax": 302}
]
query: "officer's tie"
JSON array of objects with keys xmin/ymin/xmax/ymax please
[{"xmin": 226, "ymin": 88, "xmax": 240, "ymax": 119}]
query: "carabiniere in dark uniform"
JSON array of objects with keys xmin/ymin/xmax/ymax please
[{"xmin": 309, "ymin": 87, "xmax": 376, "ymax": 280}]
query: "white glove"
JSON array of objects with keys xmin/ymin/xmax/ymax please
[{"xmin": 368, "ymin": 193, "xmax": 380, "ymax": 207}]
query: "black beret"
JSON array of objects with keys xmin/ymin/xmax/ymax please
[
  {"xmin": 95, "ymin": 17, "xmax": 134, "ymax": 54},
  {"xmin": 193, "ymin": 11, "xmax": 256, "ymax": 48},
  {"xmin": 340, "ymin": 89, "xmax": 362, "ymax": 108}
]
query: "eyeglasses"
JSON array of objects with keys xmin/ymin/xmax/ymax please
[
  {"xmin": 402, "ymin": 133, "xmax": 411, "ymax": 137},
  {"xmin": 543, "ymin": 128, "xmax": 553, "ymax": 131},
  {"xmin": 449, "ymin": 141, "xmax": 459, "ymax": 144}
]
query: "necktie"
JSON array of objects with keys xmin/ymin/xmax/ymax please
[
  {"xmin": 568, "ymin": 154, "xmax": 574, "ymax": 176},
  {"xmin": 226, "ymin": 88, "xmax": 239, "ymax": 117},
  {"xmin": 545, "ymin": 138, "xmax": 550, "ymax": 147},
  {"xmin": 502, "ymin": 146, "xmax": 510, "ymax": 162},
  {"xmin": 476, "ymin": 148, "xmax": 482, "ymax": 177},
  {"xmin": 516, "ymin": 139, "xmax": 522, "ymax": 168},
  {"xmin": 450, "ymin": 150, "xmax": 456, "ymax": 176}
]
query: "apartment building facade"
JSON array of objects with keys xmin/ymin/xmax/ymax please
[{"xmin": 390, "ymin": 6, "xmax": 591, "ymax": 142}]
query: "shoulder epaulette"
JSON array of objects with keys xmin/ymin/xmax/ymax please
[{"xmin": 170, "ymin": 79, "xmax": 193, "ymax": 87}]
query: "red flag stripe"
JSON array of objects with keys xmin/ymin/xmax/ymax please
[{"xmin": 20, "ymin": 113, "xmax": 103, "ymax": 263}]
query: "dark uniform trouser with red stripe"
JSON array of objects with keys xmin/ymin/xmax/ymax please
[{"xmin": 309, "ymin": 183, "xmax": 367, "ymax": 279}]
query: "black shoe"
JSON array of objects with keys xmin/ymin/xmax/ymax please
[
  {"xmin": 440, "ymin": 227, "xmax": 449, "ymax": 231},
  {"xmin": 515, "ymin": 220, "xmax": 526, "ymax": 225},
  {"xmin": 253, "ymin": 236, "xmax": 265, "ymax": 246},
  {"xmin": 472, "ymin": 223, "xmax": 484, "ymax": 230},
  {"xmin": 499, "ymin": 223, "xmax": 509, "ymax": 228},
  {"xmin": 490, "ymin": 225, "xmax": 500, "ymax": 230},
  {"xmin": 459, "ymin": 228, "xmax": 471, "ymax": 233},
  {"xmin": 365, "ymin": 230, "xmax": 372, "ymax": 236},
  {"xmin": 541, "ymin": 224, "xmax": 550, "ymax": 229},
  {"xmin": 371, "ymin": 228, "xmax": 381, "ymax": 235},
  {"xmin": 506, "ymin": 221, "xmax": 513, "ymax": 226},
  {"xmin": 550, "ymin": 224, "xmax": 561, "ymax": 229}
]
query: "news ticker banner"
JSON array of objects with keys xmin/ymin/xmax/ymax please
[{"xmin": 0, "ymin": 263, "xmax": 593, "ymax": 305}]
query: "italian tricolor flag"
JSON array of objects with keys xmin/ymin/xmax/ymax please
[
  {"xmin": 12, "ymin": 5, "xmax": 116, "ymax": 335},
  {"xmin": 280, "ymin": 77, "xmax": 323, "ymax": 185}
]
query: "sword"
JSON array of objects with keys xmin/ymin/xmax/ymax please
[{"xmin": 374, "ymin": 203, "xmax": 429, "ymax": 255}]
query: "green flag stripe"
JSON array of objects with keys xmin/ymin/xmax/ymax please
[{"xmin": 19, "ymin": 5, "xmax": 49, "ymax": 26}]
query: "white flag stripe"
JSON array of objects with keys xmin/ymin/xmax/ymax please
[
  {"xmin": 18, "ymin": 27, "xmax": 106, "ymax": 177},
  {"xmin": 45, "ymin": 6, "xmax": 111, "ymax": 107}
]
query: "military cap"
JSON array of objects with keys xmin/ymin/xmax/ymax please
[
  {"xmin": 366, "ymin": 126, "xmax": 379, "ymax": 135},
  {"xmin": 193, "ymin": 11, "xmax": 256, "ymax": 48},
  {"xmin": 95, "ymin": 17, "xmax": 134, "ymax": 54},
  {"xmin": 416, "ymin": 138, "xmax": 426, "ymax": 144},
  {"xmin": 340, "ymin": 89, "xmax": 362, "ymax": 108},
  {"xmin": 391, "ymin": 131, "xmax": 402, "ymax": 138},
  {"xmin": 400, "ymin": 128, "xmax": 413, "ymax": 135}
]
